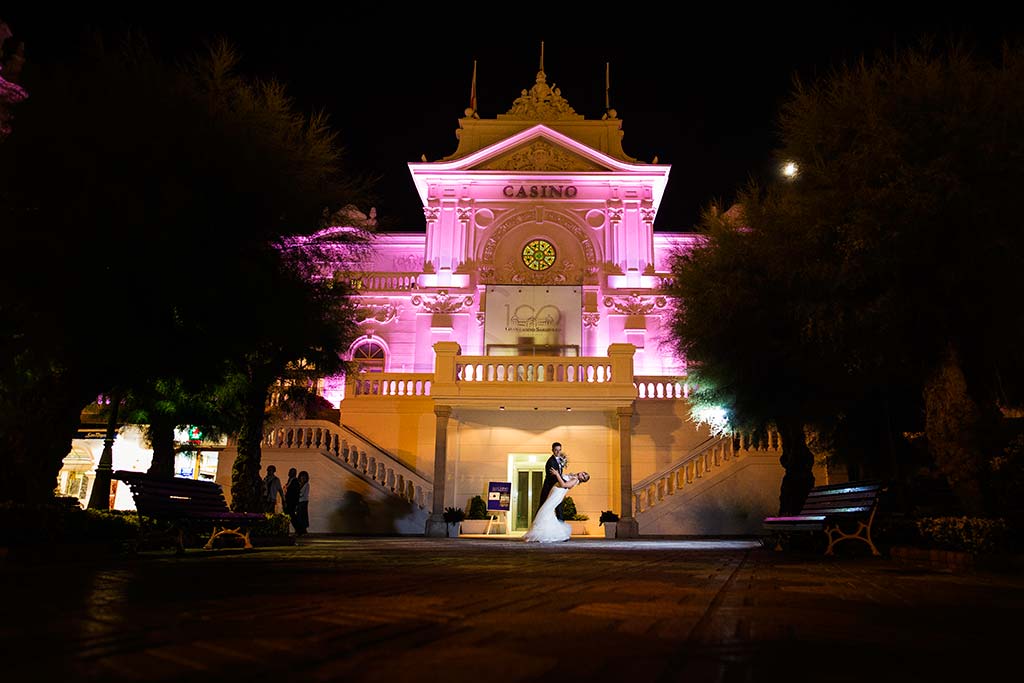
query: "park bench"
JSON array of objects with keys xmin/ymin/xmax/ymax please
[
  {"xmin": 113, "ymin": 470, "xmax": 266, "ymax": 554},
  {"xmin": 762, "ymin": 480, "xmax": 885, "ymax": 556}
]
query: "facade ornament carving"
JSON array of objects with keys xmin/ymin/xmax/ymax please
[
  {"xmin": 411, "ymin": 290, "xmax": 475, "ymax": 313},
  {"xmin": 423, "ymin": 207, "xmax": 440, "ymax": 222},
  {"xmin": 603, "ymin": 294, "xmax": 667, "ymax": 315},
  {"xmin": 501, "ymin": 69, "xmax": 583, "ymax": 121},
  {"xmin": 392, "ymin": 255, "xmax": 423, "ymax": 272},
  {"xmin": 641, "ymin": 208, "xmax": 656, "ymax": 223},
  {"xmin": 498, "ymin": 258, "xmax": 581, "ymax": 285},
  {"xmin": 457, "ymin": 207, "xmax": 473, "ymax": 222},
  {"xmin": 482, "ymin": 210, "xmax": 596, "ymax": 266},
  {"xmin": 479, "ymin": 140, "xmax": 601, "ymax": 172},
  {"xmin": 476, "ymin": 312, "xmax": 486, "ymax": 326},
  {"xmin": 608, "ymin": 208, "xmax": 623, "ymax": 223},
  {"xmin": 582, "ymin": 312, "xmax": 601, "ymax": 328},
  {"xmin": 355, "ymin": 303, "xmax": 402, "ymax": 324}
]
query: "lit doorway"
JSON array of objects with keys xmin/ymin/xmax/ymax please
[{"xmin": 510, "ymin": 453, "xmax": 549, "ymax": 532}]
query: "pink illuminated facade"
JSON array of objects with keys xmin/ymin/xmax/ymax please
[
  {"xmin": 337, "ymin": 72, "xmax": 696, "ymax": 384},
  {"xmin": 212, "ymin": 62, "xmax": 800, "ymax": 538}
]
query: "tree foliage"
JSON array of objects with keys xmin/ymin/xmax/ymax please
[
  {"xmin": 666, "ymin": 40, "xmax": 1024, "ymax": 514},
  {"xmin": 0, "ymin": 31, "xmax": 373, "ymax": 505}
]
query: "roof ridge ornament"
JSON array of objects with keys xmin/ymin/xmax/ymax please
[{"xmin": 501, "ymin": 41, "xmax": 582, "ymax": 121}]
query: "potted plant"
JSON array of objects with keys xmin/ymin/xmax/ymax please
[
  {"xmin": 599, "ymin": 510, "xmax": 620, "ymax": 538},
  {"xmin": 562, "ymin": 496, "xmax": 589, "ymax": 536},
  {"xmin": 443, "ymin": 506, "xmax": 466, "ymax": 537},
  {"xmin": 461, "ymin": 495, "xmax": 491, "ymax": 534}
]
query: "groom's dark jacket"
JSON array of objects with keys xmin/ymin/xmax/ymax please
[{"xmin": 538, "ymin": 454, "xmax": 566, "ymax": 521}]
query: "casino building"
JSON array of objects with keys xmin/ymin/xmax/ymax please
[{"xmin": 66, "ymin": 57, "xmax": 816, "ymax": 536}]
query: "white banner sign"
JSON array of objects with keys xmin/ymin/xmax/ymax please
[{"xmin": 484, "ymin": 286, "xmax": 581, "ymax": 356}]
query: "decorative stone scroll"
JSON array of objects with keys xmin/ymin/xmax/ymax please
[
  {"xmin": 603, "ymin": 294, "xmax": 668, "ymax": 315},
  {"xmin": 355, "ymin": 303, "xmax": 402, "ymax": 324},
  {"xmin": 411, "ymin": 290, "xmax": 475, "ymax": 313}
]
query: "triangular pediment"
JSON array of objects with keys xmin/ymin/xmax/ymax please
[
  {"xmin": 472, "ymin": 137, "xmax": 607, "ymax": 172},
  {"xmin": 449, "ymin": 125, "xmax": 623, "ymax": 173},
  {"xmin": 408, "ymin": 124, "xmax": 671, "ymax": 209}
]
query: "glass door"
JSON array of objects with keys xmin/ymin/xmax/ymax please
[{"xmin": 513, "ymin": 466, "xmax": 546, "ymax": 531}]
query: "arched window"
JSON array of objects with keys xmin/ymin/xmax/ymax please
[{"xmin": 352, "ymin": 341, "xmax": 386, "ymax": 373}]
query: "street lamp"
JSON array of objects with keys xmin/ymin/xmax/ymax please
[
  {"xmin": 86, "ymin": 390, "xmax": 121, "ymax": 510},
  {"xmin": 782, "ymin": 161, "xmax": 799, "ymax": 179}
]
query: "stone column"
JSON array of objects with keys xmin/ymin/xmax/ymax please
[
  {"xmin": 425, "ymin": 404, "xmax": 453, "ymax": 537},
  {"xmin": 616, "ymin": 405, "xmax": 639, "ymax": 538}
]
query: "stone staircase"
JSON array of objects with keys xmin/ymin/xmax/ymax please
[
  {"xmin": 263, "ymin": 420, "xmax": 432, "ymax": 511},
  {"xmin": 633, "ymin": 430, "xmax": 785, "ymax": 535}
]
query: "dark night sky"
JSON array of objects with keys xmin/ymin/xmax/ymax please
[{"xmin": 4, "ymin": 6, "xmax": 1021, "ymax": 232}]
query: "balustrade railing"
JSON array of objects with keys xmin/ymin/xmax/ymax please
[
  {"xmin": 632, "ymin": 429, "xmax": 782, "ymax": 513},
  {"xmin": 343, "ymin": 370, "xmax": 696, "ymax": 399},
  {"xmin": 349, "ymin": 373, "xmax": 433, "ymax": 397},
  {"xmin": 455, "ymin": 359, "xmax": 614, "ymax": 384},
  {"xmin": 263, "ymin": 420, "xmax": 431, "ymax": 509},
  {"xmin": 634, "ymin": 376, "xmax": 689, "ymax": 399},
  {"xmin": 341, "ymin": 272, "xmax": 419, "ymax": 292}
]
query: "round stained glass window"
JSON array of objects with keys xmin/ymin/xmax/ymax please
[{"xmin": 522, "ymin": 239, "xmax": 556, "ymax": 271}]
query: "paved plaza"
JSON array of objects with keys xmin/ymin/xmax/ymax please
[{"xmin": 5, "ymin": 536, "xmax": 1021, "ymax": 682}]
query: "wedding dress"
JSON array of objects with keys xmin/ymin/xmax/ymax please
[{"xmin": 522, "ymin": 486, "xmax": 571, "ymax": 543}]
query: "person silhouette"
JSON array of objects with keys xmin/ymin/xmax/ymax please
[
  {"xmin": 293, "ymin": 471, "xmax": 310, "ymax": 536},
  {"xmin": 284, "ymin": 467, "xmax": 299, "ymax": 519},
  {"xmin": 262, "ymin": 465, "xmax": 284, "ymax": 513},
  {"xmin": 537, "ymin": 442, "xmax": 568, "ymax": 521}
]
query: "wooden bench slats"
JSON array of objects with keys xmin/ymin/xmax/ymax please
[
  {"xmin": 114, "ymin": 470, "xmax": 266, "ymax": 554},
  {"xmin": 763, "ymin": 480, "xmax": 884, "ymax": 556}
]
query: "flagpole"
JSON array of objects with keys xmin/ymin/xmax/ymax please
[
  {"xmin": 605, "ymin": 62, "xmax": 610, "ymax": 110},
  {"xmin": 471, "ymin": 59, "xmax": 477, "ymax": 112}
]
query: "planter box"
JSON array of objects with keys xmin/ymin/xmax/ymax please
[
  {"xmin": 568, "ymin": 521, "xmax": 589, "ymax": 536},
  {"xmin": 460, "ymin": 519, "xmax": 491, "ymax": 535},
  {"xmin": 602, "ymin": 524, "xmax": 617, "ymax": 539}
]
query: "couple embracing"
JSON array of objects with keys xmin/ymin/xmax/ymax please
[{"xmin": 523, "ymin": 441, "xmax": 589, "ymax": 543}]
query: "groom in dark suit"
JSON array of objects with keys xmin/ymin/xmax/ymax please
[{"xmin": 538, "ymin": 442, "xmax": 568, "ymax": 521}]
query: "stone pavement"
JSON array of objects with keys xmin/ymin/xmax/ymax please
[{"xmin": 5, "ymin": 536, "xmax": 1021, "ymax": 683}]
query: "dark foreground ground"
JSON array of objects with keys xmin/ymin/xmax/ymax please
[{"xmin": 5, "ymin": 536, "xmax": 1021, "ymax": 683}]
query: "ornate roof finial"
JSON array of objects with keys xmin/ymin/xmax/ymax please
[{"xmin": 501, "ymin": 44, "xmax": 582, "ymax": 121}]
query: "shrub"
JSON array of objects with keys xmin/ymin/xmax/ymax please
[
  {"xmin": 0, "ymin": 501, "xmax": 142, "ymax": 546},
  {"xmin": 562, "ymin": 496, "xmax": 589, "ymax": 521},
  {"xmin": 467, "ymin": 495, "xmax": 488, "ymax": 520},
  {"xmin": 599, "ymin": 510, "xmax": 620, "ymax": 525},
  {"xmin": 443, "ymin": 507, "xmax": 466, "ymax": 525},
  {"xmin": 915, "ymin": 516, "xmax": 1011, "ymax": 555},
  {"xmin": 250, "ymin": 512, "xmax": 291, "ymax": 537}
]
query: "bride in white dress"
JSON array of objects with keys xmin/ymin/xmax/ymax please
[{"xmin": 523, "ymin": 471, "xmax": 589, "ymax": 543}]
